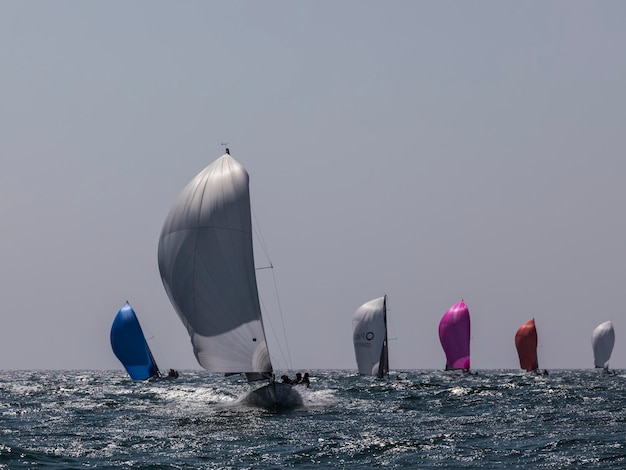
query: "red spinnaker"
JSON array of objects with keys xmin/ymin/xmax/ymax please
[{"xmin": 515, "ymin": 319, "xmax": 538, "ymax": 371}]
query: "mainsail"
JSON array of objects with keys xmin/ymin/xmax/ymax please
[
  {"xmin": 353, "ymin": 296, "xmax": 389, "ymax": 378},
  {"xmin": 158, "ymin": 152, "xmax": 272, "ymax": 381},
  {"xmin": 439, "ymin": 300, "xmax": 471, "ymax": 370},
  {"xmin": 515, "ymin": 318, "xmax": 539, "ymax": 371},
  {"xmin": 592, "ymin": 321, "xmax": 615, "ymax": 369},
  {"xmin": 110, "ymin": 302, "xmax": 160, "ymax": 380}
]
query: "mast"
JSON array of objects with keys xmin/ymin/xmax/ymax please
[
  {"xmin": 377, "ymin": 295, "xmax": 389, "ymax": 378},
  {"xmin": 147, "ymin": 345, "xmax": 160, "ymax": 378}
]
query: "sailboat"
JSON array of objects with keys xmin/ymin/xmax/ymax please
[
  {"xmin": 439, "ymin": 300, "xmax": 471, "ymax": 371},
  {"xmin": 110, "ymin": 302, "xmax": 160, "ymax": 381},
  {"xmin": 352, "ymin": 296, "xmax": 389, "ymax": 378},
  {"xmin": 514, "ymin": 318, "xmax": 539, "ymax": 372},
  {"xmin": 157, "ymin": 149, "xmax": 302, "ymax": 409},
  {"xmin": 592, "ymin": 321, "xmax": 615, "ymax": 372}
]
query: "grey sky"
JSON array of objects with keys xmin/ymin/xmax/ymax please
[{"xmin": 1, "ymin": 1, "xmax": 625, "ymax": 371}]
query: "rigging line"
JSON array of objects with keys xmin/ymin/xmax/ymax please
[
  {"xmin": 250, "ymin": 205, "xmax": 294, "ymax": 371},
  {"xmin": 251, "ymin": 208, "xmax": 272, "ymax": 265},
  {"xmin": 258, "ymin": 294, "xmax": 290, "ymax": 370},
  {"xmin": 143, "ymin": 330, "xmax": 164, "ymax": 371},
  {"xmin": 270, "ymin": 266, "xmax": 293, "ymax": 371}
]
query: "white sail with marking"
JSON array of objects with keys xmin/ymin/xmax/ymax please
[
  {"xmin": 352, "ymin": 296, "xmax": 388, "ymax": 377},
  {"xmin": 158, "ymin": 153, "xmax": 272, "ymax": 379},
  {"xmin": 592, "ymin": 321, "xmax": 615, "ymax": 369}
]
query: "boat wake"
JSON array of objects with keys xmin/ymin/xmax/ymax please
[{"xmin": 298, "ymin": 387, "xmax": 338, "ymax": 408}]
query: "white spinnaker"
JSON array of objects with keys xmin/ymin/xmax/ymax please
[
  {"xmin": 352, "ymin": 296, "xmax": 387, "ymax": 376},
  {"xmin": 158, "ymin": 154, "xmax": 272, "ymax": 376},
  {"xmin": 592, "ymin": 321, "xmax": 615, "ymax": 369}
]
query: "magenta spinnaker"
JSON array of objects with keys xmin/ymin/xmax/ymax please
[{"xmin": 438, "ymin": 301, "xmax": 471, "ymax": 370}]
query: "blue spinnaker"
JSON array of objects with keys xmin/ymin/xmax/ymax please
[{"xmin": 110, "ymin": 302, "xmax": 159, "ymax": 380}]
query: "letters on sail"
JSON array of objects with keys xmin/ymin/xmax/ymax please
[{"xmin": 353, "ymin": 296, "xmax": 389, "ymax": 378}]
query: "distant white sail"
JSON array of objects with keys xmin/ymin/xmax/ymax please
[
  {"xmin": 591, "ymin": 321, "xmax": 615, "ymax": 369},
  {"xmin": 158, "ymin": 153, "xmax": 271, "ymax": 378},
  {"xmin": 353, "ymin": 296, "xmax": 388, "ymax": 377}
]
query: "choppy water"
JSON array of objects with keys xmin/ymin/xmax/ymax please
[{"xmin": 0, "ymin": 370, "xmax": 624, "ymax": 469}]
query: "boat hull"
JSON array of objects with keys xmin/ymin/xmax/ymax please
[{"xmin": 242, "ymin": 382, "xmax": 303, "ymax": 410}]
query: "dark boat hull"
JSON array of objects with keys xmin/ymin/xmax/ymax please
[{"xmin": 242, "ymin": 382, "xmax": 303, "ymax": 410}]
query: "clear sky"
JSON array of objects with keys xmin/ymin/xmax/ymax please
[{"xmin": 1, "ymin": 1, "xmax": 625, "ymax": 371}]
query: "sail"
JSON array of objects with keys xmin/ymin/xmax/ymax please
[
  {"xmin": 352, "ymin": 296, "xmax": 388, "ymax": 377},
  {"xmin": 110, "ymin": 302, "xmax": 160, "ymax": 380},
  {"xmin": 592, "ymin": 321, "xmax": 615, "ymax": 369},
  {"xmin": 158, "ymin": 153, "xmax": 272, "ymax": 379},
  {"xmin": 515, "ymin": 318, "xmax": 539, "ymax": 371},
  {"xmin": 438, "ymin": 300, "xmax": 471, "ymax": 370}
]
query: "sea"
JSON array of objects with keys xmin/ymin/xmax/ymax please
[{"xmin": 0, "ymin": 370, "xmax": 624, "ymax": 469}]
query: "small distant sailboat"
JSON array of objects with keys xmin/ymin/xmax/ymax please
[
  {"xmin": 110, "ymin": 302, "xmax": 160, "ymax": 381},
  {"xmin": 158, "ymin": 149, "xmax": 302, "ymax": 409},
  {"xmin": 353, "ymin": 296, "xmax": 389, "ymax": 378},
  {"xmin": 515, "ymin": 319, "xmax": 539, "ymax": 372},
  {"xmin": 439, "ymin": 300, "xmax": 471, "ymax": 371},
  {"xmin": 592, "ymin": 321, "xmax": 615, "ymax": 372}
]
